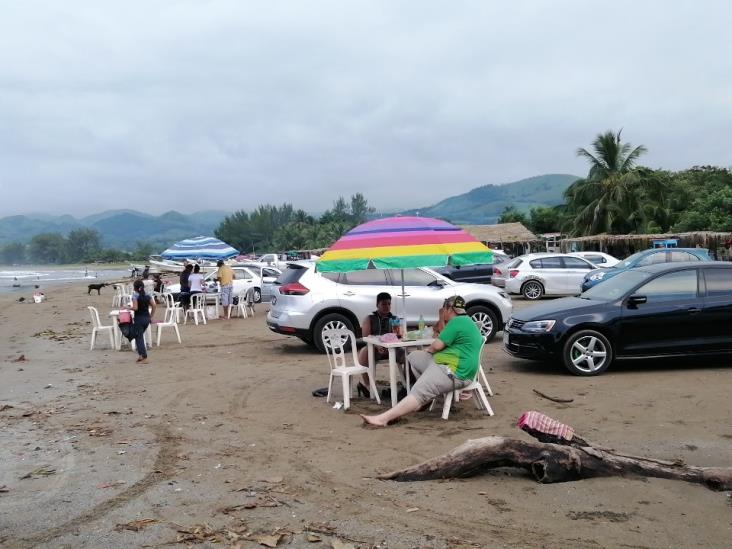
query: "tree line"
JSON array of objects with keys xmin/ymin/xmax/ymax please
[
  {"xmin": 0, "ymin": 228, "xmax": 155, "ymax": 265},
  {"xmin": 499, "ymin": 130, "xmax": 732, "ymax": 236},
  {"xmin": 214, "ymin": 193, "xmax": 373, "ymax": 253}
]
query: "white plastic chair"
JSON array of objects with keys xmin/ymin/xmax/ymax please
[
  {"xmin": 477, "ymin": 337, "xmax": 494, "ymax": 396},
  {"xmin": 428, "ymin": 341, "xmax": 494, "ymax": 419},
  {"xmin": 161, "ymin": 293, "xmax": 184, "ymax": 324},
  {"xmin": 111, "ymin": 285, "xmax": 124, "ymax": 307},
  {"xmin": 154, "ymin": 315, "xmax": 181, "ymax": 346},
  {"xmin": 185, "ymin": 293, "xmax": 207, "ymax": 325},
  {"xmin": 231, "ymin": 288, "xmax": 255, "ymax": 318},
  {"xmin": 87, "ymin": 306, "xmax": 115, "ymax": 350},
  {"xmin": 322, "ymin": 328, "xmax": 380, "ymax": 410}
]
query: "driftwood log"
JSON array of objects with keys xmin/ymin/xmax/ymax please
[{"xmin": 378, "ymin": 436, "xmax": 732, "ymax": 491}]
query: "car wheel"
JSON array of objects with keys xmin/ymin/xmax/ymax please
[
  {"xmin": 562, "ymin": 330, "xmax": 613, "ymax": 376},
  {"xmin": 313, "ymin": 313, "xmax": 355, "ymax": 353},
  {"xmin": 467, "ymin": 305, "xmax": 498, "ymax": 342},
  {"xmin": 522, "ymin": 280, "xmax": 544, "ymax": 300},
  {"xmin": 252, "ymin": 287, "xmax": 262, "ymax": 303}
]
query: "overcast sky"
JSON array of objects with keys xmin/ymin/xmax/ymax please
[{"xmin": 1, "ymin": 1, "xmax": 731, "ymax": 217}]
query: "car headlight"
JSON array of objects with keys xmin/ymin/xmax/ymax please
[
  {"xmin": 521, "ymin": 320, "xmax": 556, "ymax": 333},
  {"xmin": 589, "ymin": 272, "xmax": 606, "ymax": 281}
]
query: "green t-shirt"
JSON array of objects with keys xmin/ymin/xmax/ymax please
[{"xmin": 433, "ymin": 315, "xmax": 483, "ymax": 380}]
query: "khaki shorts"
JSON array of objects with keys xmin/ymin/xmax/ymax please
[{"xmin": 407, "ymin": 350, "xmax": 469, "ymax": 405}]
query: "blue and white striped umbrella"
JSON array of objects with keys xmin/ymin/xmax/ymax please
[{"xmin": 160, "ymin": 236, "xmax": 239, "ymax": 261}]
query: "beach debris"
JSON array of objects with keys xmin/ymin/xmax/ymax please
[
  {"xmin": 306, "ymin": 533, "xmax": 322, "ymax": 542},
  {"xmin": 379, "ymin": 413, "xmax": 732, "ymax": 492},
  {"xmin": 332, "ymin": 402, "xmax": 343, "ymax": 410},
  {"xmin": 98, "ymin": 481, "xmax": 126, "ymax": 489},
  {"xmin": 532, "ymin": 389, "xmax": 574, "ymax": 403},
  {"xmin": 405, "ymin": 507, "xmax": 419, "ymax": 513},
  {"xmin": 12, "ymin": 354, "xmax": 26, "ymax": 362},
  {"xmin": 87, "ymin": 426, "xmax": 113, "ymax": 437},
  {"xmin": 254, "ymin": 532, "xmax": 285, "ymax": 547},
  {"xmin": 17, "ymin": 296, "xmax": 25, "ymax": 302},
  {"xmin": 0, "ymin": 485, "xmax": 9, "ymax": 493},
  {"xmin": 114, "ymin": 518, "xmax": 160, "ymax": 532},
  {"xmin": 260, "ymin": 475, "xmax": 283, "ymax": 484},
  {"xmin": 0, "ymin": 405, "xmax": 14, "ymax": 412},
  {"xmin": 20, "ymin": 466, "xmax": 57, "ymax": 480},
  {"xmin": 331, "ymin": 539, "xmax": 356, "ymax": 549},
  {"xmin": 174, "ymin": 522, "xmax": 248, "ymax": 544}
]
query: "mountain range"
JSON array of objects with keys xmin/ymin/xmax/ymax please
[
  {"xmin": 0, "ymin": 210, "xmax": 229, "ymax": 249},
  {"xmin": 401, "ymin": 173, "xmax": 580, "ymax": 224},
  {"xmin": 0, "ymin": 173, "xmax": 581, "ymax": 247}
]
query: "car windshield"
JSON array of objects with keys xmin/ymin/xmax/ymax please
[
  {"xmin": 619, "ymin": 251, "xmax": 646, "ymax": 268},
  {"xmin": 580, "ymin": 270, "xmax": 651, "ymax": 301}
]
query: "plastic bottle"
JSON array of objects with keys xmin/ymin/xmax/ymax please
[{"xmin": 418, "ymin": 314, "xmax": 425, "ymax": 337}]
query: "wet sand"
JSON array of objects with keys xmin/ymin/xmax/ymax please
[{"xmin": 1, "ymin": 282, "xmax": 731, "ymax": 548}]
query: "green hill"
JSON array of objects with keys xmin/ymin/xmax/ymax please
[
  {"xmin": 402, "ymin": 174, "xmax": 580, "ymax": 224},
  {"xmin": 0, "ymin": 210, "xmax": 229, "ymax": 249}
]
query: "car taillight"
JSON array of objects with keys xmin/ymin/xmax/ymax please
[
  {"xmin": 279, "ymin": 282, "xmax": 309, "ymax": 296},
  {"xmin": 494, "ymin": 268, "xmax": 502, "ymax": 276},
  {"xmin": 509, "ymin": 269, "xmax": 519, "ymax": 278}
]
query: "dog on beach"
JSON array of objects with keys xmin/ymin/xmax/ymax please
[{"xmin": 87, "ymin": 282, "xmax": 109, "ymax": 295}]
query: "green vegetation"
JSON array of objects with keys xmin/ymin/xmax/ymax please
[
  {"xmin": 215, "ymin": 194, "xmax": 373, "ymax": 253},
  {"xmin": 1, "ymin": 229, "xmax": 156, "ymax": 265}
]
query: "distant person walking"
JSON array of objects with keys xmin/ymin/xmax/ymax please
[
  {"xmin": 179, "ymin": 264, "xmax": 193, "ymax": 310},
  {"xmin": 131, "ymin": 279, "xmax": 156, "ymax": 364},
  {"xmin": 216, "ymin": 260, "xmax": 236, "ymax": 318}
]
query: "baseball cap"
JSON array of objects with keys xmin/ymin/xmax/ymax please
[{"xmin": 443, "ymin": 295, "xmax": 467, "ymax": 314}]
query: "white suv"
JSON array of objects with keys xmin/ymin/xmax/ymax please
[
  {"xmin": 502, "ymin": 253, "xmax": 596, "ymax": 300},
  {"xmin": 266, "ymin": 261, "xmax": 513, "ymax": 352}
]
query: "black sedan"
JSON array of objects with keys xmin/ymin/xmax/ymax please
[{"xmin": 503, "ymin": 262, "xmax": 732, "ymax": 375}]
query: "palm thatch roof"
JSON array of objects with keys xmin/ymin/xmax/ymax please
[
  {"xmin": 561, "ymin": 231, "xmax": 732, "ymax": 247},
  {"xmin": 461, "ymin": 222, "xmax": 540, "ymax": 244}
]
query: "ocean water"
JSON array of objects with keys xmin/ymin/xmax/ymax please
[{"xmin": 0, "ymin": 266, "xmax": 132, "ymax": 294}]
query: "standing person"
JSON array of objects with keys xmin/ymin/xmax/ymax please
[
  {"xmin": 360, "ymin": 296, "xmax": 482, "ymax": 427},
  {"xmin": 216, "ymin": 260, "xmax": 236, "ymax": 318},
  {"xmin": 131, "ymin": 279, "xmax": 156, "ymax": 364},
  {"xmin": 188, "ymin": 264, "xmax": 204, "ymax": 296},
  {"xmin": 179, "ymin": 264, "xmax": 193, "ymax": 310}
]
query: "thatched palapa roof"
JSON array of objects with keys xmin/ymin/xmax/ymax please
[
  {"xmin": 561, "ymin": 231, "xmax": 732, "ymax": 245},
  {"xmin": 461, "ymin": 222, "xmax": 540, "ymax": 244}
]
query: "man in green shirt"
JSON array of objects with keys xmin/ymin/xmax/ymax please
[{"xmin": 360, "ymin": 296, "xmax": 483, "ymax": 427}]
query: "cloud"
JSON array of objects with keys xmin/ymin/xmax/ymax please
[{"xmin": 1, "ymin": 0, "xmax": 731, "ymax": 216}]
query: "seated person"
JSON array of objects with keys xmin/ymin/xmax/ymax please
[
  {"xmin": 357, "ymin": 292, "xmax": 404, "ymax": 397},
  {"xmin": 360, "ymin": 296, "xmax": 482, "ymax": 427}
]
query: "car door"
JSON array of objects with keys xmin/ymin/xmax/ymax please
[
  {"xmin": 618, "ymin": 268, "xmax": 703, "ymax": 355},
  {"xmin": 385, "ymin": 268, "xmax": 449, "ymax": 325},
  {"xmin": 336, "ymin": 270, "xmax": 391, "ymax": 323},
  {"xmin": 699, "ymin": 267, "xmax": 732, "ymax": 351},
  {"xmin": 561, "ymin": 257, "xmax": 596, "ymax": 294},
  {"xmin": 530, "ymin": 256, "xmax": 564, "ymax": 295}
]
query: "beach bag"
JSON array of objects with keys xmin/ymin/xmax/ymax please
[{"xmin": 118, "ymin": 310, "xmax": 137, "ymax": 341}]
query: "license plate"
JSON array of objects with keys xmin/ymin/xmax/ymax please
[{"xmin": 503, "ymin": 331, "xmax": 509, "ymax": 345}]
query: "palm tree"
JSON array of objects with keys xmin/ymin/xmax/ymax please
[{"xmin": 565, "ymin": 130, "xmax": 656, "ymax": 235}]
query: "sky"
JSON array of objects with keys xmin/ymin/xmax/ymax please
[{"xmin": 1, "ymin": 1, "xmax": 731, "ymax": 217}]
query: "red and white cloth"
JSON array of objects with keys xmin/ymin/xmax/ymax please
[{"xmin": 517, "ymin": 411, "xmax": 574, "ymax": 442}]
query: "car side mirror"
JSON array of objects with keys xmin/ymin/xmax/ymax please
[
  {"xmin": 627, "ymin": 294, "xmax": 647, "ymax": 307},
  {"xmin": 428, "ymin": 280, "xmax": 445, "ymax": 288}
]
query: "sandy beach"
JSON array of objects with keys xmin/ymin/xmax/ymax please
[{"xmin": 1, "ymin": 281, "xmax": 731, "ymax": 548}]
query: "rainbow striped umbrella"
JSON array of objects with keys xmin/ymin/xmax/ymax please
[{"xmin": 317, "ymin": 216, "xmax": 493, "ymax": 273}]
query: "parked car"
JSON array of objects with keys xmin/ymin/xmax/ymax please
[
  {"xmin": 568, "ymin": 251, "xmax": 620, "ymax": 267},
  {"xmin": 504, "ymin": 262, "xmax": 732, "ymax": 376},
  {"xmin": 495, "ymin": 253, "xmax": 596, "ymax": 300},
  {"xmin": 434, "ymin": 250, "xmax": 510, "ymax": 285},
  {"xmin": 581, "ymin": 248, "xmax": 712, "ymax": 292},
  {"xmin": 165, "ymin": 266, "xmax": 281, "ymax": 303},
  {"xmin": 266, "ymin": 261, "xmax": 513, "ymax": 352}
]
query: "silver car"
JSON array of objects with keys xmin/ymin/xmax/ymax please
[
  {"xmin": 266, "ymin": 261, "xmax": 513, "ymax": 352},
  {"xmin": 502, "ymin": 253, "xmax": 596, "ymax": 300}
]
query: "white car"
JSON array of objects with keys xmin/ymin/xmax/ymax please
[
  {"xmin": 503, "ymin": 253, "xmax": 596, "ymax": 300},
  {"xmin": 165, "ymin": 266, "xmax": 281, "ymax": 303},
  {"xmin": 568, "ymin": 251, "xmax": 620, "ymax": 268},
  {"xmin": 266, "ymin": 261, "xmax": 513, "ymax": 352}
]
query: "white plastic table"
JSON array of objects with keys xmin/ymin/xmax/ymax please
[{"xmin": 361, "ymin": 335, "xmax": 435, "ymax": 407}]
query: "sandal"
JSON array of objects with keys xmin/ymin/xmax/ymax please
[{"xmin": 356, "ymin": 383, "xmax": 371, "ymax": 399}]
